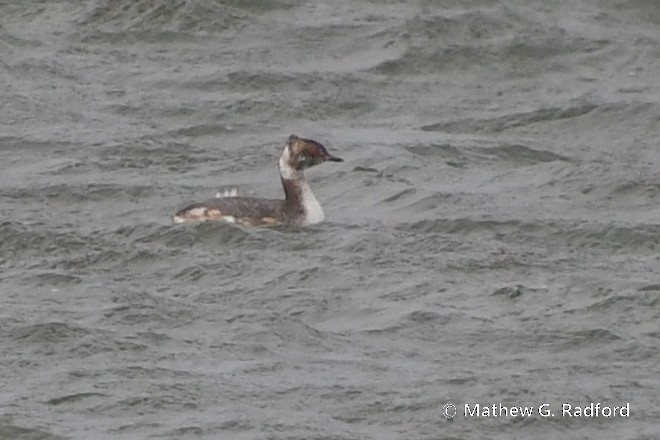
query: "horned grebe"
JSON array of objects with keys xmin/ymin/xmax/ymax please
[{"xmin": 172, "ymin": 135, "xmax": 343, "ymax": 226}]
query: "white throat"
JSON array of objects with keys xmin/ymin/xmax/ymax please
[
  {"xmin": 298, "ymin": 179, "xmax": 324, "ymax": 225},
  {"xmin": 279, "ymin": 145, "xmax": 324, "ymax": 225}
]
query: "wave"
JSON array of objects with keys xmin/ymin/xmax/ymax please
[
  {"xmin": 397, "ymin": 217, "xmax": 660, "ymax": 251},
  {"xmin": 368, "ymin": 7, "xmax": 610, "ymax": 76},
  {"xmin": 420, "ymin": 103, "xmax": 599, "ymax": 134},
  {"xmin": 404, "ymin": 142, "xmax": 571, "ymax": 167}
]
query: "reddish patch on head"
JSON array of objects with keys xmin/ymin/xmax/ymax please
[
  {"xmin": 306, "ymin": 140, "xmax": 331, "ymax": 159},
  {"xmin": 286, "ymin": 134, "xmax": 341, "ymax": 167}
]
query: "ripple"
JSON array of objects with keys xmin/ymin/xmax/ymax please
[
  {"xmin": 136, "ymin": 222, "xmax": 257, "ymax": 247},
  {"xmin": 76, "ymin": 0, "xmax": 249, "ymax": 35},
  {"xmin": 404, "ymin": 142, "xmax": 571, "ymax": 167},
  {"xmin": 0, "ymin": 422, "xmax": 65, "ymax": 440},
  {"xmin": 10, "ymin": 322, "xmax": 87, "ymax": 343},
  {"xmin": 397, "ymin": 218, "xmax": 660, "ymax": 251},
  {"xmin": 420, "ymin": 103, "xmax": 599, "ymax": 134},
  {"xmin": 46, "ymin": 392, "xmax": 108, "ymax": 406}
]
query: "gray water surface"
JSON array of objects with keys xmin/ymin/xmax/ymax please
[{"xmin": 1, "ymin": 1, "xmax": 660, "ymax": 439}]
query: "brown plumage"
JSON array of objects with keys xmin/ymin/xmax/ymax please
[{"xmin": 173, "ymin": 135, "xmax": 343, "ymax": 226}]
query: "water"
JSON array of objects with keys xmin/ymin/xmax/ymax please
[{"xmin": 1, "ymin": 1, "xmax": 659, "ymax": 438}]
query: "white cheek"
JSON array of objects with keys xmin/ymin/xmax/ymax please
[{"xmin": 279, "ymin": 145, "xmax": 300, "ymax": 180}]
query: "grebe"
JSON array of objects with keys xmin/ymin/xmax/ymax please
[{"xmin": 172, "ymin": 135, "xmax": 343, "ymax": 226}]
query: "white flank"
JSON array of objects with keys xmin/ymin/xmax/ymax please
[{"xmin": 189, "ymin": 207, "xmax": 206, "ymax": 217}]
